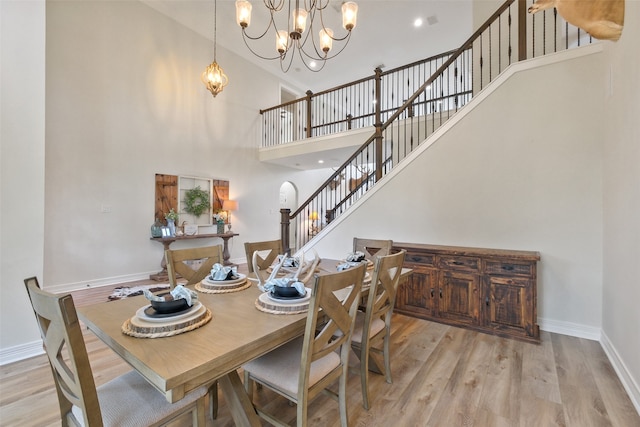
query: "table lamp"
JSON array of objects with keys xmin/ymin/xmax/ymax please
[
  {"xmin": 309, "ymin": 211, "xmax": 319, "ymax": 235},
  {"xmin": 222, "ymin": 199, "xmax": 238, "ymax": 231}
]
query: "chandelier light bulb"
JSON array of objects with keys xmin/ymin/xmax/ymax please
[
  {"xmin": 342, "ymin": 2, "xmax": 358, "ymax": 31},
  {"xmin": 319, "ymin": 28, "xmax": 333, "ymax": 53},
  {"xmin": 292, "ymin": 8, "xmax": 308, "ymax": 36},
  {"xmin": 276, "ymin": 30, "xmax": 289, "ymax": 53},
  {"xmin": 236, "ymin": 1, "xmax": 252, "ymax": 28}
]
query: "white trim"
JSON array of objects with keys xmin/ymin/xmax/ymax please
[
  {"xmin": 600, "ymin": 331, "xmax": 640, "ymax": 415},
  {"xmin": 0, "ymin": 340, "xmax": 43, "ymax": 366},
  {"xmin": 538, "ymin": 317, "xmax": 601, "ymax": 341}
]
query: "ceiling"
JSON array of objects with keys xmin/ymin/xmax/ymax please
[{"xmin": 142, "ymin": 0, "xmax": 475, "ymax": 92}]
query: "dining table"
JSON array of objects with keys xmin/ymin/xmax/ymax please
[{"xmin": 77, "ymin": 258, "xmax": 412, "ymax": 427}]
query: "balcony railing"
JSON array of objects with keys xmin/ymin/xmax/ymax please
[{"xmin": 267, "ymin": 0, "xmax": 594, "ymax": 253}]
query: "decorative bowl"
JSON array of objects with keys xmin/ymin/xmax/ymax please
[
  {"xmin": 150, "ymin": 293, "xmax": 189, "ymax": 314},
  {"xmin": 273, "ymin": 285, "xmax": 301, "ymax": 298}
]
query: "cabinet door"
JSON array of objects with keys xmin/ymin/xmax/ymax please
[
  {"xmin": 395, "ymin": 267, "xmax": 437, "ymax": 318},
  {"xmin": 484, "ymin": 275, "xmax": 537, "ymax": 338},
  {"xmin": 438, "ymin": 270, "xmax": 479, "ymax": 325}
]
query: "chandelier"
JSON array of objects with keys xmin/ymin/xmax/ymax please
[
  {"xmin": 202, "ymin": 0, "xmax": 229, "ymax": 97},
  {"xmin": 235, "ymin": 0, "xmax": 358, "ymax": 72}
]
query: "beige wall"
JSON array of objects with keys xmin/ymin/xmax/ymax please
[
  {"xmin": 0, "ymin": 0, "xmax": 47, "ymax": 355},
  {"xmin": 602, "ymin": 0, "xmax": 640, "ymax": 408},
  {"xmin": 312, "ymin": 47, "xmax": 605, "ymax": 333}
]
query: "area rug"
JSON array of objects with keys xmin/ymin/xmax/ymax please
[{"xmin": 108, "ymin": 284, "xmax": 170, "ymax": 301}]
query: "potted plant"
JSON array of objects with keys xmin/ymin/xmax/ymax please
[{"xmin": 165, "ymin": 208, "xmax": 179, "ymax": 237}]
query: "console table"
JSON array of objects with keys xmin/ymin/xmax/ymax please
[{"xmin": 150, "ymin": 233, "xmax": 238, "ymax": 281}]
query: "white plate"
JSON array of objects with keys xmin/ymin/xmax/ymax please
[
  {"xmin": 265, "ymin": 287, "xmax": 312, "ymax": 304},
  {"xmin": 135, "ymin": 301, "xmax": 203, "ymax": 323},
  {"xmin": 204, "ymin": 273, "xmax": 246, "ymax": 285}
]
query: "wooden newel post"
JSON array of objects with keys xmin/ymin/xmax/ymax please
[
  {"xmin": 280, "ymin": 208, "xmax": 291, "ymax": 255},
  {"xmin": 305, "ymin": 90, "xmax": 313, "ymax": 139},
  {"xmin": 374, "ymin": 67, "xmax": 383, "ymax": 182}
]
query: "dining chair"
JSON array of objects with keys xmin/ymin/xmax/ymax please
[
  {"xmin": 164, "ymin": 244, "xmax": 223, "ymax": 418},
  {"xmin": 353, "ymin": 237, "xmax": 393, "ymax": 263},
  {"xmin": 243, "ymin": 263, "xmax": 366, "ymax": 427},
  {"xmin": 244, "ymin": 239, "xmax": 283, "ymax": 280},
  {"xmin": 349, "ymin": 250, "xmax": 406, "ymax": 409},
  {"xmin": 23, "ymin": 277, "xmax": 209, "ymax": 427},
  {"xmin": 165, "ymin": 244, "xmax": 224, "ymax": 288}
]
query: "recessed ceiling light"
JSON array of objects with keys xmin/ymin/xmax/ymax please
[
  {"xmin": 318, "ymin": 159, "xmax": 324, "ymax": 164},
  {"xmin": 309, "ymin": 61, "xmax": 317, "ymax": 68},
  {"xmin": 414, "ymin": 18, "xmax": 423, "ymax": 28}
]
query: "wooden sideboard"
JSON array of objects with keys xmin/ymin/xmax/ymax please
[
  {"xmin": 393, "ymin": 243, "xmax": 540, "ymax": 343},
  {"xmin": 150, "ymin": 233, "xmax": 238, "ymax": 281}
]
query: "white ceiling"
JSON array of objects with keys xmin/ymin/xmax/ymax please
[{"xmin": 142, "ymin": 0, "xmax": 474, "ymax": 92}]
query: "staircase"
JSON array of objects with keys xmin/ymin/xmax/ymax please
[{"xmin": 258, "ymin": 0, "xmax": 594, "ymax": 253}]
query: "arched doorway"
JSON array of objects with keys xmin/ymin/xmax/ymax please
[{"xmin": 279, "ymin": 181, "xmax": 297, "ymax": 252}]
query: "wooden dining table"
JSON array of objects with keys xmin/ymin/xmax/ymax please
[{"xmin": 77, "ymin": 259, "xmax": 412, "ymax": 427}]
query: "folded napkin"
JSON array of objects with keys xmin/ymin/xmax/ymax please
[
  {"xmin": 275, "ymin": 255, "xmax": 299, "ymax": 268},
  {"xmin": 337, "ymin": 262, "xmax": 362, "ymax": 271},
  {"xmin": 346, "ymin": 251, "xmax": 366, "ymax": 262},
  {"xmin": 142, "ymin": 284, "xmax": 198, "ymax": 306},
  {"xmin": 258, "ymin": 277, "xmax": 306, "ymax": 296},
  {"xmin": 209, "ymin": 263, "xmax": 238, "ymax": 281}
]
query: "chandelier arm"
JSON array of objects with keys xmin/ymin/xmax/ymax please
[
  {"xmin": 279, "ymin": 47, "xmax": 297, "ymax": 73},
  {"xmin": 241, "ymin": 31, "xmax": 284, "ymax": 60},
  {"xmin": 295, "ymin": 45, "xmax": 328, "ymax": 72},
  {"xmin": 264, "ymin": 0, "xmax": 286, "ymax": 12},
  {"xmin": 299, "ymin": 31, "xmax": 352, "ymax": 61}
]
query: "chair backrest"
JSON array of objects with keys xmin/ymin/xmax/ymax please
[
  {"xmin": 299, "ymin": 263, "xmax": 365, "ymax": 396},
  {"xmin": 364, "ymin": 250, "xmax": 406, "ymax": 330},
  {"xmin": 244, "ymin": 239, "xmax": 283, "ymax": 274},
  {"xmin": 24, "ymin": 278, "xmax": 103, "ymax": 426},
  {"xmin": 165, "ymin": 245, "xmax": 224, "ymax": 288},
  {"xmin": 353, "ymin": 238, "xmax": 393, "ymax": 262}
]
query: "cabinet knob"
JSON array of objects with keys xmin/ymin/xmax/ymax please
[
  {"xmin": 439, "ymin": 289, "xmax": 443, "ymax": 298},
  {"xmin": 430, "ymin": 288, "xmax": 435, "ymax": 298},
  {"xmin": 485, "ymin": 297, "xmax": 490, "ymax": 306}
]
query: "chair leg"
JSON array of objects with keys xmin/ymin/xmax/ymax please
[
  {"xmin": 339, "ymin": 365, "xmax": 349, "ymax": 427},
  {"xmin": 360, "ymin": 344, "xmax": 370, "ymax": 410},
  {"xmin": 209, "ymin": 381, "xmax": 218, "ymax": 419},
  {"xmin": 195, "ymin": 395, "xmax": 207, "ymax": 426},
  {"xmin": 383, "ymin": 330, "xmax": 392, "ymax": 384}
]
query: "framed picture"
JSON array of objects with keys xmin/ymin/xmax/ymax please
[
  {"xmin": 184, "ymin": 224, "xmax": 198, "ymax": 236},
  {"xmin": 178, "ymin": 176, "xmax": 213, "ymax": 227}
]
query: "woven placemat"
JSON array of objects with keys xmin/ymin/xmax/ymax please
[
  {"xmin": 122, "ymin": 307, "xmax": 212, "ymax": 338},
  {"xmin": 195, "ymin": 279, "xmax": 251, "ymax": 294},
  {"xmin": 254, "ymin": 292, "xmax": 309, "ymax": 315}
]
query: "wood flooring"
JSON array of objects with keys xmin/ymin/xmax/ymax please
[{"xmin": 1, "ymin": 278, "xmax": 638, "ymax": 427}]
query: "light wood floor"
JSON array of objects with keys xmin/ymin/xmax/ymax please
[{"xmin": 2, "ymin": 279, "xmax": 638, "ymax": 427}]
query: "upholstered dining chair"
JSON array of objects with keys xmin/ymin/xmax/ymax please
[
  {"xmin": 243, "ymin": 263, "xmax": 366, "ymax": 427},
  {"xmin": 23, "ymin": 277, "xmax": 209, "ymax": 427},
  {"xmin": 244, "ymin": 239, "xmax": 283, "ymax": 281},
  {"xmin": 165, "ymin": 244, "xmax": 224, "ymax": 289},
  {"xmin": 353, "ymin": 238, "xmax": 393, "ymax": 263},
  {"xmin": 349, "ymin": 250, "xmax": 406, "ymax": 409}
]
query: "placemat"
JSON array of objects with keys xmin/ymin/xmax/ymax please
[
  {"xmin": 195, "ymin": 277, "xmax": 251, "ymax": 293},
  {"xmin": 122, "ymin": 303, "xmax": 211, "ymax": 338},
  {"xmin": 255, "ymin": 292, "xmax": 309, "ymax": 315}
]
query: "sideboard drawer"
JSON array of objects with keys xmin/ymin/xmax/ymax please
[
  {"xmin": 484, "ymin": 260, "xmax": 534, "ymax": 277},
  {"xmin": 438, "ymin": 255, "xmax": 480, "ymax": 272},
  {"xmin": 404, "ymin": 252, "xmax": 436, "ymax": 267}
]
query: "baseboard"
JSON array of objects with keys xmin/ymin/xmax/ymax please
[
  {"xmin": 600, "ymin": 331, "xmax": 640, "ymax": 415},
  {"xmin": 44, "ymin": 271, "xmax": 159, "ymax": 294},
  {"xmin": 538, "ymin": 317, "xmax": 601, "ymax": 341},
  {"xmin": 0, "ymin": 340, "xmax": 43, "ymax": 366}
]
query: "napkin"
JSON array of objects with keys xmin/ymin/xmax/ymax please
[
  {"xmin": 346, "ymin": 251, "xmax": 366, "ymax": 262},
  {"xmin": 259, "ymin": 277, "xmax": 306, "ymax": 296},
  {"xmin": 275, "ymin": 255, "xmax": 299, "ymax": 268},
  {"xmin": 337, "ymin": 262, "xmax": 361, "ymax": 271},
  {"xmin": 209, "ymin": 263, "xmax": 238, "ymax": 281},
  {"xmin": 142, "ymin": 284, "xmax": 198, "ymax": 306}
]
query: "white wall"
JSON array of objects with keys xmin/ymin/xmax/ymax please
[
  {"xmin": 0, "ymin": 1, "xmax": 47, "ymax": 357},
  {"xmin": 0, "ymin": 0, "xmax": 328, "ymax": 360},
  {"xmin": 43, "ymin": 1, "xmax": 328, "ymax": 290},
  {"xmin": 311, "ymin": 47, "xmax": 605, "ymax": 335},
  {"xmin": 602, "ymin": 1, "xmax": 640, "ymax": 409}
]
